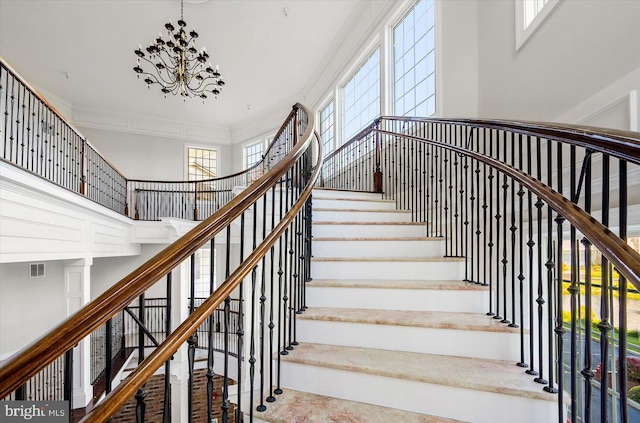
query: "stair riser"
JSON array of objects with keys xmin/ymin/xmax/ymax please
[
  {"xmin": 305, "ymin": 286, "xmax": 486, "ymax": 313},
  {"xmin": 278, "ymin": 361, "xmax": 558, "ymax": 423},
  {"xmin": 313, "ymin": 198, "xmax": 397, "ymax": 210},
  {"xmin": 313, "ymin": 224, "xmax": 428, "ymax": 238},
  {"xmin": 297, "ymin": 319, "xmax": 520, "ymax": 361},
  {"xmin": 311, "ymin": 260, "xmax": 464, "ymax": 280},
  {"xmin": 314, "ymin": 210, "xmax": 412, "ymax": 223},
  {"xmin": 313, "ymin": 239, "xmax": 445, "ymax": 258},
  {"xmin": 313, "ymin": 190, "xmax": 383, "ymax": 201}
]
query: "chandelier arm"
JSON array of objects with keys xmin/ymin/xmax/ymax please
[
  {"xmin": 158, "ymin": 50, "xmax": 182, "ymax": 70},
  {"xmin": 133, "ymin": 0, "xmax": 223, "ymax": 101},
  {"xmin": 185, "ymin": 76, "xmax": 214, "ymax": 93},
  {"xmin": 185, "ymin": 60, "xmax": 202, "ymax": 73}
]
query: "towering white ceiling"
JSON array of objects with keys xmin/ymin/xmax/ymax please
[{"xmin": 0, "ymin": 0, "xmax": 363, "ymax": 132}]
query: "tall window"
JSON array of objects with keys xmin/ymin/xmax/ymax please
[
  {"xmin": 523, "ymin": 0, "xmax": 550, "ymax": 28},
  {"xmin": 515, "ymin": 0, "xmax": 560, "ymax": 49},
  {"xmin": 245, "ymin": 141, "xmax": 264, "ymax": 169},
  {"xmin": 342, "ymin": 48, "xmax": 380, "ymax": 142},
  {"xmin": 188, "ymin": 147, "xmax": 217, "ymax": 180},
  {"xmin": 320, "ymin": 100, "xmax": 335, "ymax": 157},
  {"xmin": 393, "ymin": 0, "xmax": 436, "ymax": 117}
]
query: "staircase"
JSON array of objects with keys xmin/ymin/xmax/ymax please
[{"xmin": 256, "ymin": 188, "xmax": 559, "ymax": 423}]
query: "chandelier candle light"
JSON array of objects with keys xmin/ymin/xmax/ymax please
[{"xmin": 133, "ymin": 0, "xmax": 225, "ymax": 102}]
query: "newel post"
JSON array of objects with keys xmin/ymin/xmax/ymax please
[{"xmin": 373, "ymin": 119, "xmax": 383, "ymax": 193}]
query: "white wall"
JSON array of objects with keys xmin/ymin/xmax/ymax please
[
  {"xmin": 477, "ymin": 0, "xmax": 640, "ymax": 122},
  {"xmin": 0, "ymin": 261, "xmax": 67, "ymax": 355},
  {"xmin": 79, "ymin": 127, "xmax": 233, "ymax": 181},
  {"xmin": 438, "ymin": 0, "xmax": 478, "ymax": 118},
  {"xmin": 91, "ymin": 244, "xmax": 167, "ymax": 301}
]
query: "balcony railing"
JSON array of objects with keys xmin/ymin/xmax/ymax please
[
  {"xmin": 0, "ymin": 94, "xmax": 320, "ymax": 423},
  {"xmin": 1, "ymin": 56, "xmax": 300, "ymax": 221}
]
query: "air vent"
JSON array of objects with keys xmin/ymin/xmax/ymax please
[{"xmin": 29, "ymin": 263, "xmax": 45, "ymax": 278}]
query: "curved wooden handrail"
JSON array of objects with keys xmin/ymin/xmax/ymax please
[
  {"xmin": 376, "ymin": 128, "xmax": 640, "ymax": 293},
  {"xmin": 323, "ymin": 118, "xmax": 381, "ymax": 163},
  {"xmin": 0, "ymin": 104, "xmax": 316, "ymax": 399},
  {"xmin": 380, "ymin": 116, "xmax": 640, "ymax": 166},
  {"xmin": 81, "ymin": 131, "xmax": 323, "ymax": 422}
]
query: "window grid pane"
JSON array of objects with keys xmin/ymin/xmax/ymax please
[
  {"xmin": 320, "ymin": 100, "xmax": 335, "ymax": 157},
  {"xmin": 393, "ymin": 0, "xmax": 436, "ymax": 118},
  {"xmin": 245, "ymin": 141, "xmax": 264, "ymax": 169},
  {"xmin": 343, "ymin": 48, "xmax": 381, "ymax": 142},
  {"xmin": 188, "ymin": 147, "xmax": 217, "ymax": 181}
]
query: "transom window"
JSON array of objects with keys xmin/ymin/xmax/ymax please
[
  {"xmin": 320, "ymin": 100, "xmax": 335, "ymax": 157},
  {"xmin": 187, "ymin": 147, "xmax": 217, "ymax": 180},
  {"xmin": 393, "ymin": 0, "xmax": 436, "ymax": 117},
  {"xmin": 342, "ymin": 48, "xmax": 380, "ymax": 142}
]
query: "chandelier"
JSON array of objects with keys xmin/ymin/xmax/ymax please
[{"xmin": 133, "ymin": 0, "xmax": 225, "ymax": 101}]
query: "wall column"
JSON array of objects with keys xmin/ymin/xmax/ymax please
[{"xmin": 64, "ymin": 257, "xmax": 93, "ymax": 409}]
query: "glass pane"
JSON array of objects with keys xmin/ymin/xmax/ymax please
[{"xmin": 393, "ymin": 0, "xmax": 436, "ymax": 117}]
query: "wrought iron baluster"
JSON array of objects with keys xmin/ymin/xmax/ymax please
[
  {"xmin": 164, "ymin": 272, "xmax": 172, "ymax": 423},
  {"xmin": 526, "ymin": 134, "xmax": 538, "ymax": 378},
  {"xmin": 534, "ymin": 136, "xmax": 547, "ymax": 385},
  {"xmin": 516, "ymin": 134, "xmax": 526, "ymax": 366},
  {"xmin": 487, "ymin": 129, "xmax": 495, "ymax": 316},
  {"xmin": 618, "ymin": 158, "xmax": 628, "ymax": 423},
  {"xmin": 500, "ymin": 130, "xmax": 509, "ymax": 324},
  {"xmin": 598, "ymin": 155, "xmax": 612, "ymax": 422},
  {"xmin": 235, "ymin": 218, "xmax": 244, "ymax": 423},
  {"xmin": 221, "ymin": 225, "xmax": 232, "ymax": 423},
  {"xmin": 267, "ymin": 184, "xmax": 277, "ymax": 404}
]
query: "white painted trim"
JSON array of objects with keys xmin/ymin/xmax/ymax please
[
  {"xmin": 241, "ymin": 139, "xmax": 267, "ymax": 170},
  {"xmin": 183, "ymin": 144, "xmax": 219, "ymax": 180},
  {"xmin": 339, "ymin": 43, "xmax": 382, "ymax": 144},
  {"xmin": 229, "ymin": 94, "xmax": 298, "ymax": 145},
  {"xmin": 576, "ymin": 90, "xmax": 638, "ymax": 132},
  {"xmin": 317, "ymin": 98, "xmax": 336, "ymax": 154},
  {"xmin": 305, "ymin": 1, "xmax": 400, "ymax": 111},
  {"xmin": 434, "ymin": 0, "xmax": 443, "ymax": 116},
  {"xmin": 73, "ymin": 105, "xmax": 231, "ymax": 145},
  {"xmin": 515, "ymin": 0, "xmax": 561, "ymax": 51}
]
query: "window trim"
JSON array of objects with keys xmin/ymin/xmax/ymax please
[
  {"xmin": 515, "ymin": 0, "xmax": 561, "ymax": 51},
  {"xmin": 319, "ymin": 99, "xmax": 336, "ymax": 157},
  {"xmin": 242, "ymin": 139, "xmax": 267, "ymax": 170},
  {"xmin": 185, "ymin": 144, "xmax": 218, "ymax": 181},
  {"xmin": 390, "ymin": 0, "xmax": 437, "ymax": 118},
  {"xmin": 340, "ymin": 46, "xmax": 382, "ymax": 143}
]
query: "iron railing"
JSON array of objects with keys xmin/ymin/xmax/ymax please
[
  {"xmin": 0, "ymin": 103, "xmax": 319, "ymax": 423},
  {"xmin": 0, "ymin": 57, "xmax": 127, "ymax": 214},
  {"xmin": 1, "ymin": 56, "xmax": 300, "ymax": 221},
  {"xmin": 319, "ymin": 116, "xmax": 640, "ymax": 423},
  {"xmin": 90, "ymin": 311, "xmax": 125, "ymax": 385}
]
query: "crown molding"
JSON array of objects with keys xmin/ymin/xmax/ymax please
[
  {"xmin": 229, "ymin": 92, "xmax": 305, "ymax": 145},
  {"xmin": 71, "ymin": 105, "xmax": 232, "ymax": 145},
  {"xmin": 303, "ymin": 0, "xmax": 402, "ymax": 109}
]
